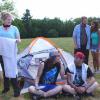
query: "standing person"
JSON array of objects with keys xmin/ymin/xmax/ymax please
[
  {"xmin": 28, "ymin": 51, "xmax": 66, "ymax": 99},
  {"xmin": 90, "ymin": 21, "xmax": 100, "ymax": 72},
  {"xmin": 63, "ymin": 52, "xmax": 99, "ymax": 99},
  {"xmin": 73, "ymin": 16, "xmax": 91, "ymax": 64},
  {"xmin": 0, "ymin": 12, "xmax": 21, "ymax": 97}
]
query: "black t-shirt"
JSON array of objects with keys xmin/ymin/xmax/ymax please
[
  {"xmin": 65, "ymin": 66, "xmax": 93, "ymax": 86},
  {"xmin": 39, "ymin": 62, "xmax": 61, "ymax": 84}
]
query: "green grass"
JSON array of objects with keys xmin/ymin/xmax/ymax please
[
  {"xmin": 18, "ymin": 37, "xmax": 74, "ymax": 53},
  {"xmin": 0, "ymin": 37, "xmax": 100, "ymax": 100}
]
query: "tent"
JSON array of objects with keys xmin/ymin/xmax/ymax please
[{"xmin": 17, "ymin": 37, "xmax": 74, "ymax": 94}]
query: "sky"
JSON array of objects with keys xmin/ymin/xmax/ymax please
[{"xmin": 13, "ymin": 0, "xmax": 100, "ymax": 20}]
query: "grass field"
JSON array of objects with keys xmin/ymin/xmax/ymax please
[{"xmin": 0, "ymin": 37, "xmax": 100, "ymax": 100}]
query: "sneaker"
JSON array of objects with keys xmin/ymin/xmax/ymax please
[{"xmin": 14, "ymin": 89, "xmax": 20, "ymax": 97}]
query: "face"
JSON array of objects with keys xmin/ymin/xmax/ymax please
[
  {"xmin": 74, "ymin": 56, "xmax": 83, "ymax": 66},
  {"xmin": 54, "ymin": 55, "xmax": 60, "ymax": 63},
  {"xmin": 3, "ymin": 16, "xmax": 12, "ymax": 25},
  {"xmin": 82, "ymin": 18, "xmax": 87, "ymax": 25},
  {"xmin": 91, "ymin": 22, "xmax": 95, "ymax": 28}
]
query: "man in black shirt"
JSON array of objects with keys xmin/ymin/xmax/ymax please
[{"xmin": 63, "ymin": 52, "xmax": 99, "ymax": 98}]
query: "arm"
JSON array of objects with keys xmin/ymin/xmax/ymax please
[
  {"xmin": 16, "ymin": 34, "xmax": 21, "ymax": 43},
  {"xmin": 98, "ymin": 29, "xmax": 100, "ymax": 49},
  {"xmin": 84, "ymin": 67, "xmax": 95, "ymax": 89},
  {"xmin": 15, "ymin": 26, "xmax": 21, "ymax": 43},
  {"xmin": 67, "ymin": 72, "xmax": 76, "ymax": 89},
  {"xmin": 35, "ymin": 63, "xmax": 44, "ymax": 87},
  {"xmin": 60, "ymin": 63, "xmax": 67, "ymax": 79}
]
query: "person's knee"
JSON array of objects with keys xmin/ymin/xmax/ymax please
[
  {"xmin": 86, "ymin": 81, "xmax": 99, "ymax": 93},
  {"xmin": 58, "ymin": 85, "xmax": 62, "ymax": 90},
  {"xmin": 63, "ymin": 84, "xmax": 71, "ymax": 90},
  {"xmin": 63, "ymin": 84, "xmax": 76, "ymax": 94},
  {"xmin": 93, "ymin": 82, "xmax": 99, "ymax": 88},
  {"xmin": 62, "ymin": 84, "xmax": 67, "ymax": 90},
  {"xmin": 28, "ymin": 86, "xmax": 35, "ymax": 93}
]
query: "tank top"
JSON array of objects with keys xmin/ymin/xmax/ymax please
[{"xmin": 39, "ymin": 62, "xmax": 61, "ymax": 84}]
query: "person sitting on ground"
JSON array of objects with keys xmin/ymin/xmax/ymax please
[
  {"xmin": 63, "ymin": 52, "xmax": 99, "ymax": 99},
  {"xmin": 28, "ymin": 51, "xmax": 67, "ymax": 98}
]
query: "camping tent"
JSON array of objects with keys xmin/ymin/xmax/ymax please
[{"xmin": 17, "ymin": 37, "xmax": 74, "ymax": 94}]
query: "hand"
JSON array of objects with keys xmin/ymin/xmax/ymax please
[
  {"xmin": 35, "ymin": 84, "xmax": 39, "ymax": 90},
  {"xmin": 77, "ymin": 87, "xmax": 86, "ymax": 93},
  {"xmin": 16, "ymin": 39, "xmax": 21, "ymax": 43},
  {"xmin": 74, "ymin": 86, "xmax": 79, "ymax": 91}
]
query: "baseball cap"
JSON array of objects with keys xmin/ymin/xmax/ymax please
[{"xmin": 75, "ymin": 52, "xmax": 85, "ymax": 59}]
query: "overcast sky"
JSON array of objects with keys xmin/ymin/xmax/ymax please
[{"xmin": 14, "ymin": 0, "xmax": 100, "ymax": 20}]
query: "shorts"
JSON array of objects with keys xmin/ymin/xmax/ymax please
[
  {"xmin": 90, "ymin": 45, "xmax": 100, "ymax": 52},
  {"xmin": 91, "ymin": 49, "xmax": 97, "ymax": 52},
  {"xmin": 39, "ymin": 84, "xmax": 57, "ymax": 92}
]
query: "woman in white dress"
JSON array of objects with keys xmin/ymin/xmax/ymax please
[{"xmin": 0, "ymin": 12, "xmax": 21, "ymax": 97}]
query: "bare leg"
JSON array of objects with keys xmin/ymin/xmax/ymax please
[
  {"xmin": 96, "ymin": 52, "xmax": 100, "ymax": 70},
  {"xmin": 63, "ymin": 84, "xmax": 76, "ymax": 95},
  {"xmin": 91, "ymin": 51, "xmax": 97, "ymax": 72},
  {"xmin": 86, "ymin": 82, "xmax": 99, "ymax": 93},
  {"xmin": 28, "ymin": 86, "xmax": 45, "ymax": 96},
  {"xmin": 44, "ymin": 85, "xmax": 62, "ymax": 97},
  {"xmin": 29, "ymin": 85, "xmax": 62, "ymax": 97},
  {"xmin": 98, "ymin": 52, "xmax": 100, "ymax": 70}
]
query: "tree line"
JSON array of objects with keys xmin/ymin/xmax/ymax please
[
  {"xmin": 13, "ymin": 10, "xmax": 100, "ymax": 38},
  {"xmin": 0, "ymin": 0, "xmax": 100, "ymax": 38}
]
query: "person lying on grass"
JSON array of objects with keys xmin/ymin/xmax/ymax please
[
  {"xmin": 63, "ymin": 52, "xmax": 99, "ymax": 99},
  {"xmin": 28, "ymin": 51, "xmax": 67, "ymax": 98}
]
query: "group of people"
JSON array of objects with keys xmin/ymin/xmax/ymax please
[
  {"xmin": 0, "ymin": 11, "xmax": 99, "ymax": 100},
  {"xmin": 73, "ymin": 16, "xmax": 100, "ymax": 72},
  {"xmin": 28, "ymin": 16, "xmax": 100, "ymax": 100},
  {"xmin": 28, "ymin": 51, "xmax": 99, "ymax": 100}
]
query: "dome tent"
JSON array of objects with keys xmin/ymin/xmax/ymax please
[{"xmin": 18, "ymin": 37, "xmax": 74, "ymax": 94}]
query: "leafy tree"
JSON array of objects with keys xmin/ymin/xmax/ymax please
[
  {"xmin": 48, "ymin": 29, "xmax": 58, "ymax": 37},
  {"xmin": 0, "ymin": 0, "xmax": 17, "ymax": 17},
  {"xmin": 22, "ymin": 9, "xmax": 32, "ymax": 38}
]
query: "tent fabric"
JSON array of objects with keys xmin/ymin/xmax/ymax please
[{"xmin": 17, "ymin": 37, "xmax": 74, "ymax": 80}]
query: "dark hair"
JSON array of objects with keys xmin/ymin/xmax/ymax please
[
  {"xmin": 44, "ymin": 57, "xmax": 55, "ymax": 69},
  {"xmin": 91, "ymin": 21, "xmax": 99, "ymax": 32},
  {"xmin": 81, "ymin": 16, "xmax": 87, "ymax": 21}
]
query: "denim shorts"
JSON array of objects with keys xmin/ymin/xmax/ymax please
[{"xmin": 90, "ymin": 45, "xmax": 99, "ymax": 52}]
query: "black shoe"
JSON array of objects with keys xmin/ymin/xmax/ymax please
[
  {"xmin": 2, "ymin": 89, "xmax": 9, "ymax": 94},
  {"xmin": 14, "ymin": 89, "xmax": 20, "ymax": 97},
  {"xmin": 86, "ymin": 93, "xmax": 94, "ymax": 97}
]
